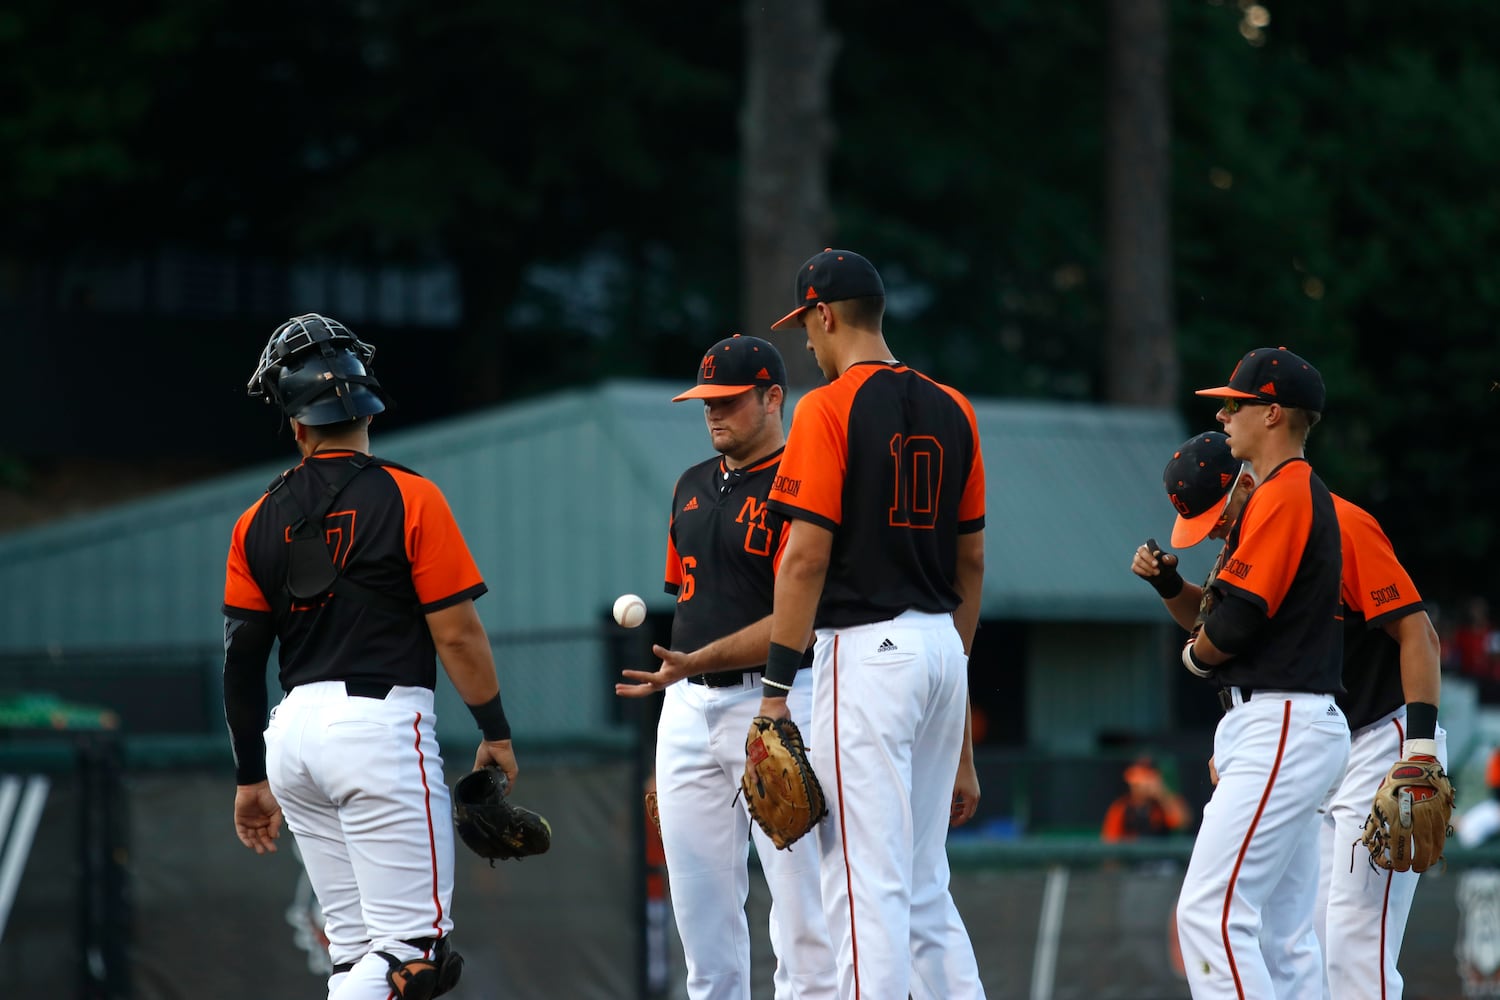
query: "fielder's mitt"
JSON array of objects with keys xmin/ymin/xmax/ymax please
[
  {"xmin": 1360, "ymin": 756, "xmax": 1455, "ymax": 873},
  {"xmin": 740, "ymin": 716, "xmax": 827, "ymax": 850},
  {"xmin": 452, "ymin": 766, "xmax": 552, "ymax": 865}
]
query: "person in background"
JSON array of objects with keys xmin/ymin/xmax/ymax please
[{"xmin": 1101, "ymin": 758, "xmax": 1191, "ymax": 842}]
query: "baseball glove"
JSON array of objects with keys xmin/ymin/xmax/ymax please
[
  {"xmin": 1360, "ymin": 756, "xmax": 1455, "ymax": 873},
  {"xmin": 740, "ymin": 716, "xmax": 827, "ymax": 850},
  {"xmin": 452, "ymin": 766, "xmax": 552, "ymax": 865}
]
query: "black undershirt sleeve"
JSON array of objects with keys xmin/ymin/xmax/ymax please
[
  {"xmin": 223, "ymin": 615, "xmax": 276, "ymax": 785},
  {"xmin": 1201, "ymin": 592, "xmax": 1267, "ymax": 658}
]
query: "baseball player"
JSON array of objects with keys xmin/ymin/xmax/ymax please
[
  {"xmin": 1137, "ymin": 429, "xmax": 1446, "ymax": 999},
  {"xmin": 755, "ymin": 249, "xmax": 986, "ymax": 999},
  {"xmin": 1166, "ymin": 348, "xmax": 1351, "ymax": 999},
  {"xmin": 615, "ymin": 334, "xmax": 837, "ymax": 999},
  {"xmin": 223, "ymin": 314, "xmax": 518, "ymax": 1000}
]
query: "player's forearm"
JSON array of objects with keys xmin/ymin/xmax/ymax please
[
  {"xmin": 768, "ymin": 525, "xmax": 830, "ymax": 655},
  {"xmin": 1190, "ymin": 627, "xmax": 1232, "ymax": 667},
  {"xmin": 951, "ymin": 532, "xmax": 985, "ymax": 653},
  {"xmin": 223, "ymin": 615, "xmax": 274, "ymax": 785},
  {"xmin": 688, "ymin": 616, "xmax": 776, "ymax": 673},
  {"xmin": 1392, "ymin": 611, "xmax": 1442, "ymax": 709},
  {"xmin": 960, "ymin": 699, "xmax": 976, "ymax": 766},
  {"xmin": 1165, "ymin": 584, "xmax": 1204, "ymax": 632},
  {"xmin": 770, "ymin": 567, "xmax": 823, "ymax": 654},
  {"xmin": 428, "ymin": 601, "xmax": 502, "ymax": 705}
]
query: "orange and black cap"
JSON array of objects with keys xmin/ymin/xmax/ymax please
[
  {"xmin": 770, "ymin": 248, "xmax": 887, "ymax": 331},
  {"xmin": 1195, "ymin": 346, "xmax": 1326, "ymax": 412},
  {"xmin": 1164, "ymin": 431, "xmax": 1246, "ymax": 548},
  {"xmin": 672, "ymin": 334, "xmax": 787, "ymax": 402}
]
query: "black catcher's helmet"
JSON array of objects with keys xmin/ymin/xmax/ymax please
[{"xmin": 247, "ymin": 313, "xmax": 389, "ymax": 425}]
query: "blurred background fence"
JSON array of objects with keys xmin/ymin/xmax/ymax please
[{"xmin": 4, "ymin": 637, "xmax": 1499, "ymax": 999}]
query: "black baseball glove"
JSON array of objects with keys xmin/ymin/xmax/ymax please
[{"xmin": 452, "ymin": 766, "xmax": 552, "ymax": 864}]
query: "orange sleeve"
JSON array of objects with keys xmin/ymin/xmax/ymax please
[
  {"xmin": 1101, "ymin": 799, "xmax": 1128, "ymax": 842},
  {"xmin": 770, "ymin": 518, "xmax": 791, "ymax": 576},
  {"xmin": 387, "ymin": 470, "xmax": 485, "ymax": 608},
  {"xmin": 223, "ymin": 497, "xmax": 272, "ymax": 614},
  {"xmin": 770, "ymin": 385, "xmax": 847, "ymax": 526},
  {"xmin": 1334, "ymin": 496, "xmax": 1423, "ymax": 624},
  {"xmin": 1219, "ymin": 471, "xmax": 1313, "ymax": 617},
  {"xmin": 664, "ymin": 513, "xmax": 683, "ymax": 595},
  {"xmin": 946, "ymin": 385, "xmax": 986, "ymax": 527}
]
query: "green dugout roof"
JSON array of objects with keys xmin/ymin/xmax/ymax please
[{"xmin": 0, "ymin": 380, "xmax": 1214, "ymax": 653}]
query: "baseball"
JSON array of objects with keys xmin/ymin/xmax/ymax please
[{"xmin": 613, "ymin": 593, "xmax": 647, "ymax": 628}]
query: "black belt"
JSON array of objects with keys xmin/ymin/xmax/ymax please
[
  {"xmin": 345, "ymin": 680, "xmax": 394, "ymax": 699},
  {"xmin": 688, "ymin": 670, "xmax": 764, "ymax": 688},
  {"xmin": 1217, "ymin": 686, "xmax": 1254, "ymax": 712},
  {"xmin": 687, "ymin": 665, "xmax": 809, "ymax": 688}
]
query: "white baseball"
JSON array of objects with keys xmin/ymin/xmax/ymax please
[{"xmin": 613, "ymin": 593, "xmax": 647, "ymax": 629}]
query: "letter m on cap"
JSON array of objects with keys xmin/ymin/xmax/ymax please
[{"xmin": 700, "ymin": 355, "xmax": 716, "ymax": 380}]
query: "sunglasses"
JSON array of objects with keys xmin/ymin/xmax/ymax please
[{"xmin": 1221, "ymin": 397, "xmax": 1271, "ymax": 415}]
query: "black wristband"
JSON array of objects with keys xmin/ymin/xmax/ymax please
[
  {"xmin": 764, "ymin": 641, "xmax": 803, "ymax": 690},
  {"xmin": 1405, "ymin": 701, "xmax": 1438, "ymax": 741},
  {"xmin": 1147, "ymin": 567, "xmax": 1184, "ymax": 600},
  {"xmin": 467, "ymin": 693, "xmax": 511, "ymax": 741}
]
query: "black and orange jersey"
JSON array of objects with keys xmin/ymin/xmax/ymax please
[
  {"xmin": 1203, "ymin": 457, "xmax": 1343, "ymax": 693},
  {"xmin": 1333, "ymin": 494, "xmax": 1426, "ymax": 729},
  {"xmin": 665, "ymin": 448, "xmax": 792, "ymax": 661},
  {"xmin": 767, "ymin": 362, "xmax": 985, "ymax": 630},
  {"xmin": 222, "ymin": 451, "xmax": 486, "ymax": 691}
]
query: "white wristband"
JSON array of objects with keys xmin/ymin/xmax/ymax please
[
  {"xmin": 1181, "ymin": 639, "xmax": 1213, "ymax": 678},
  {"xmin": 1404, "ymin": 738, "xmax": 1438, "ymax": 759}
]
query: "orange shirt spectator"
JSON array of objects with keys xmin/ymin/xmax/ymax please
[{"xmin": 1102, "ymin": 760, "xmax": 1191, "ymax": 842}]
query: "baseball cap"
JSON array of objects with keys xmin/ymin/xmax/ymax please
[
  {"xmin": 1164, "ymin": 431, "xmax": 1247, "ymax": 548},
  {"xmin": 671, "ymin": 334, "xmax": 787, "ymax": 402},
  {"xmin": 1194, "ymin": 346, "xmax": 1326, "ymax": 412},
  {"xmin": 769, "ymin": 249, "xmax": 887, "ymax": 331}
]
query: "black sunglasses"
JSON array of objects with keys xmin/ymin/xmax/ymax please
[{"xmin": 1222, "ymin": 398, "xmax": 1272, "ymax": 415}]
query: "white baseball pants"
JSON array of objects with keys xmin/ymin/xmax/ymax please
[
  {"xmin": 1315, "ymin": 710, "xmax": 1448, "ymax": 1000},
  {"xmin": 1178, "ymin": 689, "xmax": 1350, "ymax": 999},
  {"xmin": 811, "ymin": 610, "xmax": 985, "ymax": 1000},
  {"xmin": 655, "ymin": 671, "xmax": 838, "ymax": 1000},
  {"xmin": 265, "ymin": 681, "xmax": 454, "ymax": 1000}
]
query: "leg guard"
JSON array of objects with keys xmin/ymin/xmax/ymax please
[{"xmin": 376, "ymin": 937, "xmax": 464, "ymax": 1000}]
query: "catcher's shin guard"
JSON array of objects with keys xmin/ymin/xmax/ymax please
[{"xmin": 377, "ymin": 936, "xmax": 463, "ymax": 1000}]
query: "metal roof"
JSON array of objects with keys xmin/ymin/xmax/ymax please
[{"xmin": 0, "ymin": 379, "xmax": 1214, "ymax": 653}]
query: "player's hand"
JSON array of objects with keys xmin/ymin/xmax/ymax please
[
  {"xmin": 756, "ymin": 695, "xmax": 791, "ymax": 721},
  {"xmin": 1131, "ymin": 540, "xmax": 1179, "ymax": 580},
  {"xmin": 475, "ymin": 738, "xmax": 518, "ymax": 793},
  {"xmin": 615, "ymin": 644, "xmax": 695, "ymax": 698},
  {"xmin": 951, "ymin": 757, "xmax": 981, "ymax": 827},
  {"xmin": 234, "ymin": 780, "xmax": 283, "ymax": 855},
  {"xmin": 1208, "ymin": 755, "xmax": 1219, "ymax": 787}
]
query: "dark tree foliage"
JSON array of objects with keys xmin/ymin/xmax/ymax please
[
  {"xmin": 1, "ymin": 0, "xmax": 1497, "ymax": 603},
  {"xmin": 1171, "ymin": 0, "xmax": 1500, "ymax": 601}
]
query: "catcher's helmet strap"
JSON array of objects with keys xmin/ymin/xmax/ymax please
[{"xmin": 276, "ymin": 369, "xmax": 386, "ymax": 424}]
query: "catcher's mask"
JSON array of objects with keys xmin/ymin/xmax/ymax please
[{"xmin": 248, "ymin": 313, "xmax": 389, "ymax": 426}]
